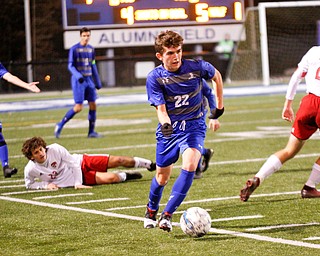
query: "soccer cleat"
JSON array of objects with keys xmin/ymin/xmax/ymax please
[
  {"xmin": 301, "ymin": 185, "xmax": 320, "ymax": 198},
  {"xmin": 147, "ymin": 162, "xmax": 156, "ymax": 172},
  {"xmin": 201, "ymin": 148, "xmax": 214, "ymax": 173},
  {"xmin": 125, "ymin": 171, "xmax": 142, "ymax": 180},
  {"xmin": 158, "ymin": 212, "xmax": 173, "ymax": 232},
  {"xmin": 194, "ymin": 148, "xmax": 214, "ymax": 179},
  {"xmin": 3, "ymin": 165, "xmax": 18, "ymax": 178},
  {"xmin": 54, "ymin": 123, "xmax": 62, "ymax": 138},
  {"xmin": 144, "ymin": 206, "xmax": 158, "ymax": 229},
  {"xmin": 240, "ymin": 177, "xmax": 260, "ymax": 202},
  {"xmin": 88, "ymin": 131, "xmax": 103, "ymax": 138}
]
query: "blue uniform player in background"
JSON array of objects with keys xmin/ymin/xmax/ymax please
[
  {"xmin": 55, "ymin": 27, "xmax": 102, "ymax": 138},
  {"xmin": 0, "ymin": 62, "xmax": 40, "ymax": 177},
  {"xmin": 144, "ymin": 30, "xmax": 224, "ymax": 232}
]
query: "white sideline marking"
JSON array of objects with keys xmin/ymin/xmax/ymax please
[
  {"xmin": 65, "ymin": 197, "xmax": 129, "ymax": 205},
  {"xmin": 105, "ymin": 191, "xmax": 300, "ymax": 211},
  {"xmin": 174, "ymin": 211, "xmax": 263, "ymax": 222},
  {"xmin": 33, "ymin": 193, "xmax": 94, "ymax": 200},
  {"xmin": 1, "ymin": 189, "xmax": 58, "ymax": 195},
  {"xmin": 246, "ymin": 222, "xmax": 320, "ymax": 231},
  {"xmin": 208, "ymin": 227, "xmax": 320, "ymax": 249},
  {"xmin": 0, "ymin": 184, "xmax": 25, "ymax": 189},
  {"xmin": 212, "ymin": 215, "xmax": 264, "ymax": 222},
  {"xmin": 0, "ymin": 195, "xmax": 144, "ymax": 221},
  {"xmin": 0, "ymin": 179, "xmax": 24, "ymax": 184},
  {"xmin": 304, "ymin": 237, "xmax": 320, "ymax": 241},
  {"xmin": 0, "ymin": 195, "xmax": 319, "ymax": 249}
]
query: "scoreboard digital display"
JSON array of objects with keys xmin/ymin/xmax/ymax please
[{"xmin": 63, "ymin": 0, "xmax": 244, "ymax": 29}]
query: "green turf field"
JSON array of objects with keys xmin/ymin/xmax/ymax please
[{"xmin": 0, "ymin": 89, "xmax": 319, "ymax": 255}]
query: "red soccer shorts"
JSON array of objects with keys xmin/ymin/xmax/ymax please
[
  {"xmin": 291, "ymin": 93, "xmax": 320, "ymax": 140},
  {"xmin": 81, "ymin": 154, "xmax": 110, "ymax": 185}
]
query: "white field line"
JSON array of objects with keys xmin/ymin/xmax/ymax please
[
  {"xmin": 304, "ymin": 237, "xmax": 320, "ymax": 241},
  {"xmin": 208, "ymin": 227, "xmax": 320, "ymax": 249},
  {"xmin": 33, "ymin": 193, "xmax": 94, "ymax": 200},
  {"xmin": 104, "ymin": 191, "xmax": 300, "ymax": 211},
  {"xmin": 212, "ymin": 215, "xmax": 264, "ymax": 222},
  {"xmin": 65, "ymin": 197, "xmax": 129, "ymax": 205},
  {"xmin": 174, "ymin": 212, "xmax": 264, "ymax": 223},
  {"xmin": 1, "ymin": 152, "xmax": 318, "ymax": 193},
  {"xmin": 0, "ymin": 184, "xmax": 25, "ymax": 189},
  {"xmin": 7, "ymin": 129, "xmax": 320, "ymax": 157},
  {"xmin": 0, "ymin": 195, "xmax": 319, "ymax": 249},
  {"xmin": 246, "ymin": 222, "xmax": 320, "ymax": 231},
  {"xmin": 1, "ymin": 189, "xmax": 58, "ymax": 195},
  {"xmin": 0, "ymin": 179, "xmax": 24, "ymax": 184}
]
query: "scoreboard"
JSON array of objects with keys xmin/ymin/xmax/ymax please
[{"xmin": 62, "ymin": 0, "xmax": 244, "ymax": 29}]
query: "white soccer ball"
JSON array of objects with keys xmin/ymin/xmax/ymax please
[{"xmin": 180, "ymin": 207, "xmax": 212, "ymax": 237}]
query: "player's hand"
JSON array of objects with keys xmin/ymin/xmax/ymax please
[
  {"xmin": 75, "ymin": 184, "xmax": 92, "ymax": 189},
  {"xmin": 46, "ymin": 183, "xmax": 59, "ymax": 190},
  {"xmin": 208, "ymin": 119, "xmax": 220, "ymax": 131},
  {"xmin": 28, "ymin": 82, "xmax": 40, "ymax": 93},
  {"xmin": 95, "ymin": 83, "xmax": 102, "ymax": 90},
  {"xmin": 161, "ymin": 123, "xmax": 173, "ymax": 137},
  {"xmin": 78, "ymin": 77, "xmax": 84, "ymax": 83},
  {"xmin": 282, "ymin": 107, "xmax": 294, "ymax": 122}
]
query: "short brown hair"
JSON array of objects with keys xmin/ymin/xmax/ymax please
[
  {"xmin": 80, "ymin": 27, "xmax": 91, "ymax": 35},
  {"xmin": 22, "ymin": 137, "xmax": 47, "ymax": 160},
  {"xmin": 154, "ymin": 30, "xmax": 184, "ymax": 54}
]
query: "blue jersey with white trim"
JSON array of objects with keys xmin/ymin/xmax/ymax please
[
  {"xmin": 146, "ymin": 59, "xmax": 216, "ymax": 122},
  {"xmin": 0, "ymin": 62, "xmax": 8, "ymax": 79}
]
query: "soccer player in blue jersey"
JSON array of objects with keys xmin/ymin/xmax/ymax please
[
  {"xmin": 0, "ymin": 62, "xmax": 40, "ymax": 177},
  {"xmin": 143, "ymin": 30, "xmax": 224, "ymax": 232},
  {"xmin": 55, "ymin": 27, "xmax": 103, "ymax": 139}
]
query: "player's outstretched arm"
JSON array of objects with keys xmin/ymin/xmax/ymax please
[
  {"xmin": 2, "ymin": 72, "xmax": 40, "ymax": 93},
  {"xmin": 282, "ymin": 99, "xmax": 294, "ymax": 122},
  {"xmin": 211, "ymin": 69, "xmax": 224, "ymax": 109}
]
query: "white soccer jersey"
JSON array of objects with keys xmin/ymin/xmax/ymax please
[
  {"xmin": 24, "ymin": 143, "xmax": 83, "ymax": 189},
  {"xmin": 286, "ymin": 46, "xmax": 320, "ymax": 100}
]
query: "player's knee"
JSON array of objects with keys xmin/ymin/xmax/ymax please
[
  {"xmin": 182, "ymin": 163, "xmax": 198, "ymax": 172},
  {"xmin": 156, "ymin": 175, "xmax": 169, "ymax": 186},
  {"xmin": 73, "ymin": 104, "xmax": 83, "ymax": 112}
]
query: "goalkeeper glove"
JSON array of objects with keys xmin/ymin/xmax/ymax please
[
  {"xmin": 161, "ymin": 123, "xmax": 173, "ymax": 138},
  {"xmin": 78, "ymin": 77, "xmax": 84, "ymax": 84},
  {"xmin": 96, "ymin": 83, "xmax": 102, "ymax": 90},
  {"xmin": 208, "ymin": 107, "xmax": 224, "ymax": 119}
]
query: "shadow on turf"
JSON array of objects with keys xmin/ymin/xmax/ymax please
[{"xmin": 175, "ymin": 233, "xmax": 235, "ymax": 241}]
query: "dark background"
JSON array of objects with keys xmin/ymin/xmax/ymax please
[{"xmin": 0, "ymin": 0, "xmax": 316, "ymax": 91}]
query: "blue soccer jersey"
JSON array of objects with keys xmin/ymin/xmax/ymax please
[
  {"xmin": 146, "ymin": 59, "xmax": 216, "ymax": 122},
  {"xmin": 0, "ymin": 62, "xmax": 8, "ymax": 79},
  {"xmin": 68, "ymin": 43, "xmax": 102, "ymax": 103},
  {"xmin": 146, "ymin": 59, "xmax": 217, "ymax": 167},
  {"xmin": 68, "ymin": 42, "xmax": 96, "ymax": 78}
]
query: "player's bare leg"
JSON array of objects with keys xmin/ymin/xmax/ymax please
[
  {"xmin": 108, "ymin": 155, "xmax": 156, "ymax": 171},
  {"xmin": 95, "ymin": 171, "xmax": 142, "ymax": 185}
]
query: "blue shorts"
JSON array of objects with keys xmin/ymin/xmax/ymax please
[
  {"xmin": 71, "ymin": 76, "xmax": 97, "ymax": 104},
  {"xmin": 155, "ymin": 118, "xmax": 207, "ymax": 167}
]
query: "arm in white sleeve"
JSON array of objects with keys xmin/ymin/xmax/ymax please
[
  {"xmin": 286, "ymin": 66, "xmax": 305, "ymax": 100},
  {"xmin": 24, "ymin": 165, "xmax": 49, "ymax": 190},
  {"xmin": 57, "ymin": 145, "xmax": 83, "ymax": 187}
]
